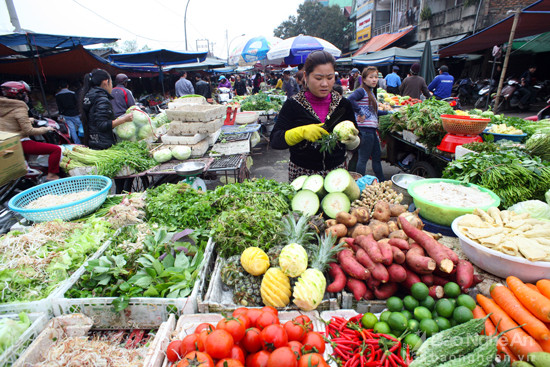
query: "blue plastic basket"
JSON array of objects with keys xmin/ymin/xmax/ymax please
[{"xmin": 8, "ymin": 175, "xmax": 112, "ymax": 222}]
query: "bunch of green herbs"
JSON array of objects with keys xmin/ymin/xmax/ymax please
[{"xmin": 239, "ymin": 93, "xmax": 281, "ymax": 112}]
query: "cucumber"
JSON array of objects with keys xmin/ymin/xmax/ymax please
[
  {"xmin": 290, "ymin": 175, "xmax": 308, "ymax": 191},
  {"xmin": 410, "ymin": 335, "xmax": 489, "ymax": 367},
  {"xmin": 512, "ymin": 362, "xmax": 533, "ymax": 367},
  {"xmin": 324, "ymin": 168, "xmax": 360, "ymax": 201},
  {"xmin": 529, "ymin": 352, "xmax": 550, "ymax": 367},
  {"xmin": 438, "ymin": 338, "xmax": 497, "ymax": 367},
  {"xmin": 321, "ymin": 192, "xmax": 350, "ymax": 219},
  {"xmin": 291, "ymin": 189, "xmax": 320, "ymax": 216},
  {"xmin": 302, "ymin": 175, "xmax": 326, "ymax": 196}
]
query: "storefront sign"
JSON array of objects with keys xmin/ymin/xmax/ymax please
[
  {"xmin": 356, "ymin": 12, "xmax": 372, "ymax": 43},
  {"xmin": 356, "ymin": 0, "xmax": 374, "ymax": 17}
]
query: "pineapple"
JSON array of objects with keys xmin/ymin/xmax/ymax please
[
  {"xmin": 241, "ymin": 247, "xmax": 270, "ymax": 276},
  {"xmin": 221, "ymin": 256, "xmax": 262, "ymax": 306},
  {"xmin": 292, "ymin": 234, "xmax": 343, "ymax": 311},
  {"xmin": 281, "ymin": 213, "xmax": 315, "ymax": 245},
  {"xmin": 279, "ymin": 243, "xmax": 308, "ymax": 277},
  {"xmin": 260, "ymin": 267, "xmax": 291, "ymax": 307},
  {"xmin": 267, "ymin": 245, "xmax": 284, "ymax": 268},
  {"xmin": 220, "ymin": 256, "xmax": 243, "ymax": 287}
]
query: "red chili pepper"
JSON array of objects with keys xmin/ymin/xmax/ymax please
[{"xmin": 406, "ymin": 345, "xmax": 411, "ymax": 364}]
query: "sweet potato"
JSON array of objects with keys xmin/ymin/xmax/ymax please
[
  {"xmin": 325, "ymin": 219, "xmax": 338, "ymax": 227},
  {"xmin": 364, "ymin": 287, "xmax": 375, "ymax": 300},
  {"xmin": 388, "ymin": 238, "xmax": 410, "ymax": 251},
  {"xmin": 420, "ymin": 274, "xmax": 434, "ymax": 286},
  {"xmin": 366, "ymin": 276, "xmax": 381, "ymax": 290},
  {"xmin": 472, "ymin": 274, "xmax": 483, "ymax": 287},
  {"xmin": 389, "ymin": 204, "xmax": 408, "ymax": 217},
  {"xmin": 326, "ymin": 224, "xmax": 348, "ymax": 238},
  {"xmin": 391, "ymin": 246, "xmax": 406, "ymax": 264},
  {"xmin": 346, "ymin": 278, "xmax": 367, "ymax": 301},
  {"xmin": 351, "ymin": 207, "xmax": 370, "ymax": 224},
  {"xmin": 372, "ymin": 201, "xmax": 391, "ymax": 222},
  {"xmin": 433, "ymin": 275, "xmax": 450, "ymax": 286},
  {"xmin": 337, "ymin": 249, "xmax": 370, "ymax": 280},
  {"xmin": 369, "ymin": 221, "xmax": 390, "ymax": 241},
  {"xmin": 387, "ymin": 264, "xmax": 407, "ymax": 283},
  {"xmin": 355, "ymin": 248, "xmax": 389, "ymax": 283},
  {"xmin": 399, "ymin": 216, "xmax": 454, "ymax": 273},
  {"xmin": 387, "ymin": 221, "xmax": 399, "ymax": 233},
  {"xmin": 406, "ymin": 243, "xmax": 436, "ymax": 274},
  {"xmin": 355, "ymin": 234, "xmax": 384, "ymax": 263},
  {"xmin": 398, "ymin": 211, "xmax": 424, "ymax": 230},
  {"xmin": 456, "ymin": 259, "xmax": 474, "ymax": 291},
  {"xmin": 350, "ymin": 224, "xmax": 372, "ymax": 238},
  {"xmin": 374, "ymin": 282, "xmax": 399, "ymax": 299},
  {"xmin": 378, "ymin": 238, "xmax": 390, "ymax": 245},
  {"xmin": 402, "ymin": 267, "xmax": 422, "ymax": 289},
  {"xmin": 429, "ymin": 285, "xmax": 445, "ymax": 299},
  {"xmin": 336, "ymin": 211, "xmax": 357, "ymax": 228},
  {"xmin": 440, "ymin": 244, "xmax": 459, "ymax": 265},
  {"xmin": 377, "ymin": 241, "xmax": 393, "ymax": 266},
  {"xmin": 326, "ymin": 263, "xmax": 347, "ymax": 293}
]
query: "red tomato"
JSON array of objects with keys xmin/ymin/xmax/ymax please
[
  {"xmin": 298, "ymin": 353, "xmax": 328, "ymax": 367},
  {"xmin": 284, "ymin": 320, "xmax": 308, "ymax": 342},
  {"xmin": 177, "ymin": 351, "xmax": 214, "ymax": 367},
  {"xmin": 256, "ymin": 312, "xmax": 279, "ymax": 330},
  {"xmin": 261, "ymin": 306, "xmax": 278, "ymax": 316},
  {"xmin": 229, "ymin": 345, "xmax": 246, "ymax": 364},
  {"xmin": 205, "ymin": 329, "xmax": 234, "ymax": 359},
  {"xmin": 167, "ymin": 340, "xmax": 183, "ymax": 362},
  {"xmin": 246, "ymin": 350, "xmax": 271, "ymax": 367},
  {"xmin": 293, "ymin": 315, "xmax": 312, "ymax": 331},
  {"xmin": 195, "ymin": 323, "xmax": 215, "ymax": 334},
  {"xmin": 235, "ymin": 314, "xmax": 251, "ymax": 330},
  {"xmin": 215, "ymin": 358, "xmax": 244, "ymax": 367},
  {"xmin": 301, "ymin": 332, "xmax": 325, "ymax": 354},
  {"xmin": 232, "ymin": 307, "xmax": 249, "ymax": 318},
  {"xmin": 197, "ymin": 329, "xmax": 212, "ymax": 349},
  {"xmin": 287, "ymin": 341, "xmax": 303, "ymax": 359},
  {"xmin": 180, "ymin": 333, "xmax": 204, "ymax": 355},
  {"xmin": 267, "ymin": 347, "xmax": 298, "ymax": 367},
  {"xmin": 241, "ymin": 327, "xmax": 262, "ymax": 353},
  {"xmin": 260, "ymin": 324, "xmax": 288, "ymax": 352},
  {"xmin": 246, "ymin": 309, "xmax": 263, "ymax": 327},
  {"xmin": 217, "ymin": 317, "xmax": 246, "ymax": 343}
]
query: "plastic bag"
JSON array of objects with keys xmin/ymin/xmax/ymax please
[{"xmin": 508, "ymin": 200, "xmax": 550, "ymax": 220}]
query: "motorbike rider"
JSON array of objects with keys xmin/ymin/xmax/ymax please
[
  {"xmin": 0, "ymin": 81, "xmax": 61, "ymax": 181},
  {"xmin": 518, "ymin": 65, "xmax": 537, "ymax": 110}
]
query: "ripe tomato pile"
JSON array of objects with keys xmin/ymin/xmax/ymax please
[{"xmin": 166, "ymin": 306, "xmax": 329, "ymax": 367}]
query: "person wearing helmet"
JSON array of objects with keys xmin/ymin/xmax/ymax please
[
  {"xmin": 218, "ymin": 75, "xmax": 231, "ymax": 89},
  {"xmin": 111, "ymin": 73, "xmax": 136, "ymax": 118},
  {"xmin": 79, "ymin": 69, "xmax": 133, "ymax": 150},
  {"xmin": 0, "ymin": 81, "xmax": 62, "ymax": 181}
]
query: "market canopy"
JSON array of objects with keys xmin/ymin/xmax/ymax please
[
  {"xmin": 0, "ymin": 32, "xmax": 118, "ymax": 48},
  {"xmin": 353, "ymin": 26, "xmax": 415, "ymax": 56},
  {"xmin": 439, "ymin": 0, "xmax": 550, "ymax": 57},
  {"xmin": 108, "ymin": 49, "xmax": 207, "ymax": 67},
  {"xmin": 512, "ymin": 32, "xmax": 550, "ymax": 53},
  {"xmin": 351, "ymin": 47, "xmax": 438, "ymax": 66},
  {"xmin": 0, "ymin": 43, "xmax": 19, "ymax": 57}
]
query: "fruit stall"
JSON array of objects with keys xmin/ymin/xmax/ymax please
[{"xmin": 1, "ymin": 98, "xmax": 550, "ymax": 366}]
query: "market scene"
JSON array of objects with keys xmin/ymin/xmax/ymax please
[{"xmin": 1, "ymin": 0, "xmax": 550, "ymax": 365}]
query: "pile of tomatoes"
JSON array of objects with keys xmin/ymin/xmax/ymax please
[{"xmin": 166, "ymin": 306, "xmax": 329, "ymax": 367}]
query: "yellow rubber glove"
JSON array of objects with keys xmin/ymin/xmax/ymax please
[{"xmin": 284, "ymin": 123, "xmax": 329, "ymax": 146}]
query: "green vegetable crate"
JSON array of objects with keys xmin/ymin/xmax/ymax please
[
  {"xmin": 51, "ymin": 238, "xmax": 216, "ymax": 329},
  {"xmin": 197, "ymin": 256, "xmax": 340, "ymax": 313},
  {"xmin": 0, "ymin": 312, "xmax": 48, "ymax": 367}
]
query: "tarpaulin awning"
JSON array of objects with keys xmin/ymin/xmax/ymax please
[
  {"xmin": 512, "ymin": 32, "xmax": 550, "ymax": 53},
  {"xmin": 0, "ymin": 43, "xmax": 19, "ymax": 57},
  {"xmin": 351, "ymin": 47, "xmax": 438, "ymax": 66},
  {"xmin": 108, "ymin": 49, "xmax": 207, "ymax": 67},
  {"xmin": 0, "ymin": 32, "xmax": 118, "ymax": 48},
  {"xmin": 439, "ymin": 0, "xmax": 550, "ymax": 57},
  {"xmin": 408, "ymin": 34, "xmax": 468, "ymax": 51},
  {"xmin": 353, "ymin": 26, "xmax": 415, "ymax": 56}
]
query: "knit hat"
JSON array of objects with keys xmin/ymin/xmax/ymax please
[{"xmin": 410, "ymin": 63, "xmax": 420, "ymax": 74}]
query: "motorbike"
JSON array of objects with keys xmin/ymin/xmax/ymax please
[
  {"xmin": 455, "ymin": 78, "xmax": 476, "ymax": 106},
  {"xmin": 474, "ymin": 79, "xmax": 497, "ymax": 110},
  {"xmin": 137, "ymin": 95, "xmax": 169, "ymax": 115},
  {"xmin": 441, "ymin": 96, "xmax": 462, "ymax": 110},
  {"xmin": 525, "ymin": 97, "xmax": 550, "ymax": 121}
]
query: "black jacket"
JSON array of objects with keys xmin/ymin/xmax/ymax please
[
  {"xmin": 270, "ymin": 91, "xmax": 357, "ymax": 171},
  {"xmin": 83, "ymin": 87, "xmax": 116, "ymax": 150},
  {"xmin": 195, "ymin": 80, "xmax": 211, "ymax": 99}
]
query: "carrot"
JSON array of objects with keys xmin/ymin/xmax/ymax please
[
  {"xmin": 526, "ymin": 283, "xmax": 541, "ymax": 293},
  {"xmin": 477, "ymin": 294, "xmax": 543, "ymax": 359},
  {"xmin": 508, "ymin": 276, "xmax": 550, "ymax": 322},
  {"xmin": 536, "ymin": 279, "xmax": 550, "ymax": 299},
  {"xmin": 490, "ymin": 284, "xmax": 550, "ymax": 341},
  {"xmin": 539, "ymin": 338, "xmax": 550, "ymax": 353},
  {"xmin": 473, "ymin": 305, "xmax": 519, "ymax": 362}
]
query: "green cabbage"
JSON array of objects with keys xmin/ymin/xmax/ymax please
[
  {"xmin": 0, "ymin": 312, "xmax": 31, "ymax": 354},
  {"xmin": 152, "ymin": 111, "xmax": 170, "ymax": 127},
  {"xmin": 153, "ymin": 148, "xmax": 172, "ymax": 163},
  {"xmin": 132, "ymin": 110, "xmax": 150, "ymax": 127},
  {"xmin": 138, "ymin": 124, "xmax": 154, "ymax": 140},
  {"xmin": 115, "ymin": 121, "xmax": 137, "ymax": 140},
  {"xmin": 172, "ymin": 146, "xmax": 192, "ymax": 160},
  {"xmin": 508, "ymin": 200, "xmax": 550, "ymax": 220},
  {"xmin": 279, "ymin": 243, "xmax": 308, "ymax": 277},
  {"xmin": 333, "ymin": 120, "xmax": 359, "ymax": 141}
]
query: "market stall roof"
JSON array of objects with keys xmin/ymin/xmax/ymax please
[
  {"xmin": 439, "ymin": 0, "xmax": 550, "ymax": 57},
  {"xmin": 512, "ymin": 32, "xmax": 550, "ymax": 53},
  {"xmin": 353, "ymin": 26, "xmax": 415, "ymax": 56},
  {"xmin": 0, "ymin": 43, "xmax": 19, "ymax": 57},
  {"xmin": 408, "ymin": 34, "xmax": 468, "ymax": 51},
  {"xmin": 0, "ymin": 32, "xmax": 118, "ymax": 48},
  {"xmin": 352, "ymin": 47, "xmax": 438, "ymax": 66},
  {"xmin": 108, "ymin": 49, "xmax": 207, "ymax": 67}
]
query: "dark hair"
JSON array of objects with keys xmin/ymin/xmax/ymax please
[
  {"xmin": 58, "ymin": 80, "xmax": 68, "ymax": 89},
  {"xmin": 303, "ymin": 50, "xmax": 336, "ymax": 76},
  {"xmin": 332, "ymin": 84, "xmax": 343, "ymax": 95},
  {"xmin": 79, "ymin": 68, "xmax": 111, "ymax": 145},
  {"xmin": 361, "ymin": 66, "xmax": 378, "ymax": 112}
]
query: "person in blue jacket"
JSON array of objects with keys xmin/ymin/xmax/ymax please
[{"xmin": 428, "ymin": 65, "xmax": 454, "ymax": 99}]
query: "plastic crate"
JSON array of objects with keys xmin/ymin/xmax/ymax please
[
  {"xmin": 198, "ymin": 256, "xmax": 340, "ymax": 313},
  {"xmin": 53, "ymin": 238, "xmax": 216, "ymax": 329},
  {"xmin": 0, "ymin": 312, "xmax": 49, "ymax": 367}
]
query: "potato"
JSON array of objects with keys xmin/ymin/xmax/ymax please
[
  {"xmin": 387, "ymin": 221, "xmax": 399, "ymax": 233},
  {"xmin": 372, "ymin": 201, "xmax": 391, "ymax": 222},
  {"xmin": 336, "ymin": 211, "xmax": 357, "ymax": 228},
  {"xmin": 347, "ymin": 224, "xmax": 358, "ymax": 237},
  {"xmin": 325, "ymin": 219, "xmax": 338, "ymax": 228},
  {"xmin": 325, "ymin": 224, "xmax": 348, "ymax": 238},
  {"xmin": 351, "ymin": 224, "xmax": 372, "ymax": 238},
  {"xmin": 351, "ymin": 207, "xmax": 370, "ymax": 224},
  {"xmin": 388, "ymin": 229, "xmax": 408, "ymax": 240},
  {"xmin": 397, "ymin": 211, "xmax": 424, "ymax": 230},
  {"xmin": 389, "ymin": 204, "xmax": 408, "ymax": 217},
  {"xmin": 369, "ymin": 221, "xmax": 390, "ymax": 241}
]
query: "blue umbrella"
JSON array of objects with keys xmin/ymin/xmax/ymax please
[
  {"xmin": 229, "ymin": 36, "xmax": 281, "ymax": 66},
  {"xmin": 267, "ymin": 35, "xmax": 341, "ymax": 66}
]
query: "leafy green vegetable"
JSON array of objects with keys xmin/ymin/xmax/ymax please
[
  {"xmin": 0, "ymin": 312, "xmax": 31, "ymax": 354},
  {"xmin": 239, "ymin": 93, "xmax": 282, "ymax": 112}
]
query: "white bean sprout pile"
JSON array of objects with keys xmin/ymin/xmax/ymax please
[{"xmin": 25, "ymin": 190, "xmax": 99, "ymax": 209}]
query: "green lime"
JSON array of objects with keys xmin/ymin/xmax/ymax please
[
  {"xmin": 361, "ymin": 312, "xmax": 378, "ymax": 329},
  {"xmin": 448, "ymin": 298, "xmax": 457, "ymax": 307},
  {"xmin": 457, "ymin": 294, "xmax": 477, "ymax": 311},
  {"xmin": 387, "ymin": 333, "xmax": 398, "ymax": 340},
  {"xmin": 374, "ymin": 321, "xmax": 391, "ymax": 334},
  {"xmin": 401, "ymin": 309, "xmax": 413, "ymax": 321},
  {"xmin": 419, "ymin": 318, "xmax": 439, "ymax": 337},
  {"xmin": 380, "ymin": 310, "xmax": 392, "ymax": 323},
  {"xmin": 434, "ymin": 317, "xmax": 452, "ymax": 331},
  {"xmin": 420, "ymin": 296, "xmax": 436, "ymax": 311},
  {"xmin": 411, "ymin": 283, "xmax": 430, "ymax": 301},
  {"xmin": 453, "ymin": 306, "xmax": 474, "ymax": 324},
  {"xmin": 435, "ymin": 299, "xmax": 455, "ymax": 318},
  {"xmin": 403, "ymin": 295, "xmax": 420, "ymax": 312},
  {"xmin": 404, "ymin": 333, "xmax": 423, "ymax": 351},
  {"xmin": 388, "ymin": 312, "xmax": 408, "ymax": 333},
  {"xmin": 432, "ymin": 309, "xmax": 439, "ymax": 319},
  {"xmin": 413, "ymin": 306, "xmax": 432, "ymax": 321},
  {"xmin": 407, "ymin": 319, "xmax": 420, "ymax": 332},
  {"xmin": 450, "ymin": 319, "xmax": 458, "ymax": 327},
  {"xmin": 387, "ymin": 296, "xmax": 404, "ymax": 312},
  {"xmin": 444, "ymin": 282, "xmax": 461, "ymax": 298}
]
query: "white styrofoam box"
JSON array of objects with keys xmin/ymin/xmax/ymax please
[
  {"xmin": 167, "ymin": 119, "xmax": 223, "ymax": 135},
  {"xmin": 210, "ymin": 139, "xmax": 250, "ymax": 156},
  {"xmin": 161, "ymin": 133, "xmax": 207, "ymax": 145},
  {"xmin": 165, "ymin": 105, "xmax": 226, "ymax": 122},
  {"xmin": 402, "ymin": 130, "xmax": 419, "ymax": 143},
  {"xmin": 0, "ymin": 313, "xmax": 49, "ymax": 367},
  {"xmin": 455, "ymin": 145, "xmax": 477, "ymax": 159},
  {"xmin": 235, "ymin": 111, "xmax": 259, "ymax": 125},
  {"xmin": 207, "ymin": 129, "xmax": 222, "ymax": 147},
  {"xmin": 168, "ymin": 96, "xmax": 206, "ymax": 109},
  {"xmin": 161, "ymin": 138, "xmax": 209, "ymax": 158},
  {"xmin": 68, "ymin": 165, "xmax": 136, "ymax": 177}
]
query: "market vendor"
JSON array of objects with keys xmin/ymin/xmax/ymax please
[
  {"xmin": 218, "ymin": 75, "xmax": 232, "ymax": 89},
  {"xmin": 80, "ymin": 68, "xmax": 133, "ymax": 150},
  {"xmin": 270, "ymin": 50, "xmax": 359, "ymax": 182}
]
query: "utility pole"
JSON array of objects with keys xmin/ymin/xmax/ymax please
[
  {"xmin": 5, "ymin": 0, "xmax": 22, "ymax": 32},
  {"xmin": 184, "ymin": 0, "xmax": 191, "ymax": 50},
  {"xmin": 494, "ymin": 10, "xmax": 520, "ymax": 111}
]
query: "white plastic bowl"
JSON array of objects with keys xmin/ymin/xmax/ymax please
[
  {"xmin": 451, "ymin": 216, "xmax": 550, "ymax": 282},
  {"xmin": 235, "ymin": 111, "xmax": 259, "ymax": 125}
]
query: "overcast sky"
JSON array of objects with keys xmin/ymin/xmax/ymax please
[{"xmin": 0, "ymin": 0, "xmax": 305, "ymax": 58}]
